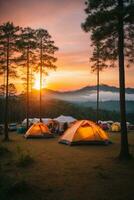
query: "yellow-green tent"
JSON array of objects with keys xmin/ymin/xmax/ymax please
[
  {"xmin": 59, "ymin": 120, "xmax": 109, "ymax": 145},
  {"xmin": 25, "ymin": 122, "xmax": 54, "ymax": 138},
  {"xmin": 111, "ymin": 122, "xmax": 121, "ymax": 132}
]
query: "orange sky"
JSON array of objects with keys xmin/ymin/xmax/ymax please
[{"xmin": 0, "ymin": 0, "xmax": 134, "ymax": 91}]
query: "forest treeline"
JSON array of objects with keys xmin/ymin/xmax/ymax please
[
  {"xmin": 0, "ymin": 22, "xmax": 58, "ymax": 139},
  {"xmin": 0, "ymin": 95, "xmax": 134, "ymax": 124}
]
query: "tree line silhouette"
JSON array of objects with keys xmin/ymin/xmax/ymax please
[{"xmin": 0, "ymin": 22, "xmax": 58, "ymax": 141}]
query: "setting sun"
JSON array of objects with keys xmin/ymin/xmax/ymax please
[{"xmin": 33, "ymin": 73, "xmax": 45, "ymax": 90}]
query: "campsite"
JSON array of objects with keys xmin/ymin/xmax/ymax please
[
  {"xmin": 0, "ymin": 0, "xmax": 134, "ymax": 200},
  {"xmin": 0, "ymin": 130, "xmax": 134, "ymax": 200},
  {"xmin": 0, "ymin": 116, "xmax": 134, "ymax": 200}
]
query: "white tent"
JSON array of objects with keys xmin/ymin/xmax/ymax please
[
  {"xmin": 42, "ymin": 118, "xmax": 52, "ymax": 124},
  {"xmin": 32, "ymin": 118, "xmax": 40, "ymax": 123},
  {"xmin": 22, "ymin": 118, "xmax": 33, "ymax": 126},
  {"xmin": 54, "ymin": 115, "xmax": 77, "ymax": 133},
  {"xmin": 54, "ymin": 115, "xmax": 76, "ymax": 124}
]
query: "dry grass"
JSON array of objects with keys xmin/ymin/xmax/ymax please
[{"xmin": 0, "ymin": 131, "xmax": 134, "ymax": 200}]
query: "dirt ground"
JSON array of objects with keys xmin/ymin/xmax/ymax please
[{"xmin": 0, "ymin": 132, "xmax": 134, "ymax": 200}]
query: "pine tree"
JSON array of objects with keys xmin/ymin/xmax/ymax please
[
  {"xmin": 82, "ymin": 0, "xmax": 134, "ymax": 159},
  {"xmin": 0, "ymin": 22, "xmax": 20, "ymax": 140},
  {"xmin": 90, "ymin": 42, "xmax": 107, "ymax": 123},
  {"xmin": 36, "ymin": 29, "xmax": 58, "ymax": 122},
  {"xmin": 17, "ymin": 27, "xmax": 37, "ymax": 130}
]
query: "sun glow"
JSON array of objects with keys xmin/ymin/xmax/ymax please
[{"xmin": 33, "ymin": 73, "xmax": 45, "ymax": 90}]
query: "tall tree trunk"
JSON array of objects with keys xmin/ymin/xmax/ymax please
[
  {"xmin": 118, "ymin": 0, "xmax": 130, "ymax": 159},
  {"xmin": 26, "ymin": 48, "xmax": 29, "ymax": 130},
  {"xmin": 96, "ymin": 59, "xmax": 100, "ymax": 124},
  {"xmin": 4, "ymin": 38, "xmax": 9, "ymax": 141},
  {"xmin": 3, "ymin": 69, "xmax": 6, "ymax": 97},
  {"xmin": 39, "ymin": 39, "xmax": 43, "ymax": 122}
]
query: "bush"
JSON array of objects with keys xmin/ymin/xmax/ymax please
[{"xmin": 16, "ymin": 145, "xmax": 34, "ymax": 168}]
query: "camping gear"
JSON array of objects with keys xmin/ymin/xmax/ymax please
[
  {"xmin": 59, "ymin": 120, "xmax": 110, "ymax": 145},
  {"xmin": 47, "ymin": 120, "xmax": 60, "ymax": 134},
  {"xmin": 17, "ymin": 126, "xmax": 27, "ymax": 134},
  {"xmin": 111, "ymin": 122, "xmax": 121, "ymax": 132},
  {"xmin": 24, "ymin": 122, "xmax": 54, "ymax": 138},
  {"xmin": 54, "ymin": 115, "xmax": 77, "ymax": 134},
  {"xmin": 128, "ymin": 124, "xmax": 134, "ymax": 130},
  {"xmin": 99, "ymin": 123, "xmax": 109, "ymax": 130},
  {"xmin": 8, "ymin": 123, "xmax": 17, "ymax": 131}
]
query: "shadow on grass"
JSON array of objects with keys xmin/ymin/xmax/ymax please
[
  {"xmin": 0, "ymin": 175, "xmax": 58, "ymax": 200},
  {"xmin": 0, "ymin": 146, "xmax": 11, "ymax": 157},
  {"xmin": 0, "ymin": 176, "xmax": 37, "ymax": 200}
]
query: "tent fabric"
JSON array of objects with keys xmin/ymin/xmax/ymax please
[
  {"xmin": 54, "ymin": 115, "xmax": 76, "ymax": 123},
  {"xmin": 59, "ymin": 120, "xmax": 109, "ymax": 145},
  {"xmin": 111, "ymin": 122, "xmax": 121, "ymax": 132},
  {"xmin": 32, "ymin": 118, "xmax": 40, "ymax": 123},
  {"xmin": 25, "ymin": 122, "xmax": 53, "ymax": 138},
  {"xmin": 54, "ymin": 115, "xmax": 77, "ymax": 132},
  {"xmin": 22, "ymin": 118, "xmax": 33, "ymax": 126},
  {"xmin": 42, "ymin": 118, "xmax": 52, "ymax": 124}
]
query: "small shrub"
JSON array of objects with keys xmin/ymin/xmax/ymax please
[
  {"xmin": 16, "ymin": 145, "xmax": 34, "ymax": 168},
  {"xmin": 16, "ymin": 153, "xmax": 34, "ymax": 167}
]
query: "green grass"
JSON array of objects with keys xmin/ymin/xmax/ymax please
[
  {"xmin": 16, "ymin": 145, "xmax": 34, "ymax": 168},
  {"xmin": 0, "ymin": 132, "xmax": 134, "ymax": 200}
]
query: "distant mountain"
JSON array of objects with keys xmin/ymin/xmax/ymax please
[
  {"xmin": 75, "ymin": 101, "xmax": 134, "ymax": 114},
  {"xmin": 40, "ymin": 84, "xmax": 134, "ymax": 102}
]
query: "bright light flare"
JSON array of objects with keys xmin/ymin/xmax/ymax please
[{"xmin": 33, "ymin": 73, "xmax": 45, "ymax": 90}]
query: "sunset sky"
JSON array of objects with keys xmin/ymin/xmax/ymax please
[{"xmin": 0, "ymin": 0, "xmax": 134, "ymax": 91}]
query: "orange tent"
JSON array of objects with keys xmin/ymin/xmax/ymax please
[
  {"xmin": 59, "ymin": 120, "xmax": 109, "ymax": 145},
  {"xmin": 25, "ymin": 122, "xmax": 54, "ymax": 138}
]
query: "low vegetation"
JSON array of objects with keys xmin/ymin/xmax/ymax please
[
  {"xmin": 0, "ymin": 132, "xmax": 134, "ymax": 200},
  {"xmin": 16, "ymin": 146, "xmax": 34, "ymax": 168}
]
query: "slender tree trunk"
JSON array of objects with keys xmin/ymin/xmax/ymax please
[
  {"xmin": 3, "ymin": 69, "xmax": 6, "ymax": 97},
  {"xmin": 4, "ymin": 38, "xmax": 9, "ymax": 141},
  {"xmin": 30, "ymin": 66, "xmax": 33, "ymax": 92},
  {"xmin": 39, "ymin": 39, "xmax": 43, "ymax": 122},
  {"xmin": 118, "ymin": 0, "xmax": 130, "ymax": 159},
  {"xmin": 96, "ymin": 60, "xmax": 100, "ymax": 124},
  {"xmin": 26, "ymin": 48, "xmax": 29, "ymax": 130}
]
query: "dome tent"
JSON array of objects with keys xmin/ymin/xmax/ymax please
[
  {"xmin": 25, "ymin": 122, "xmax": 54, "ymax": 138},
  {"xmin": 111, "ymin": 122, "xmax": 121, "ymax": 132},
  {"xmin": 59, "ymin": 120, "xmax": 110, "ymax": 145}
]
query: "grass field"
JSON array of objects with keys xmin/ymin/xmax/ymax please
[{"xmin": 0, "ymin": 132, "xmax": 134, "ymax": 200}]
